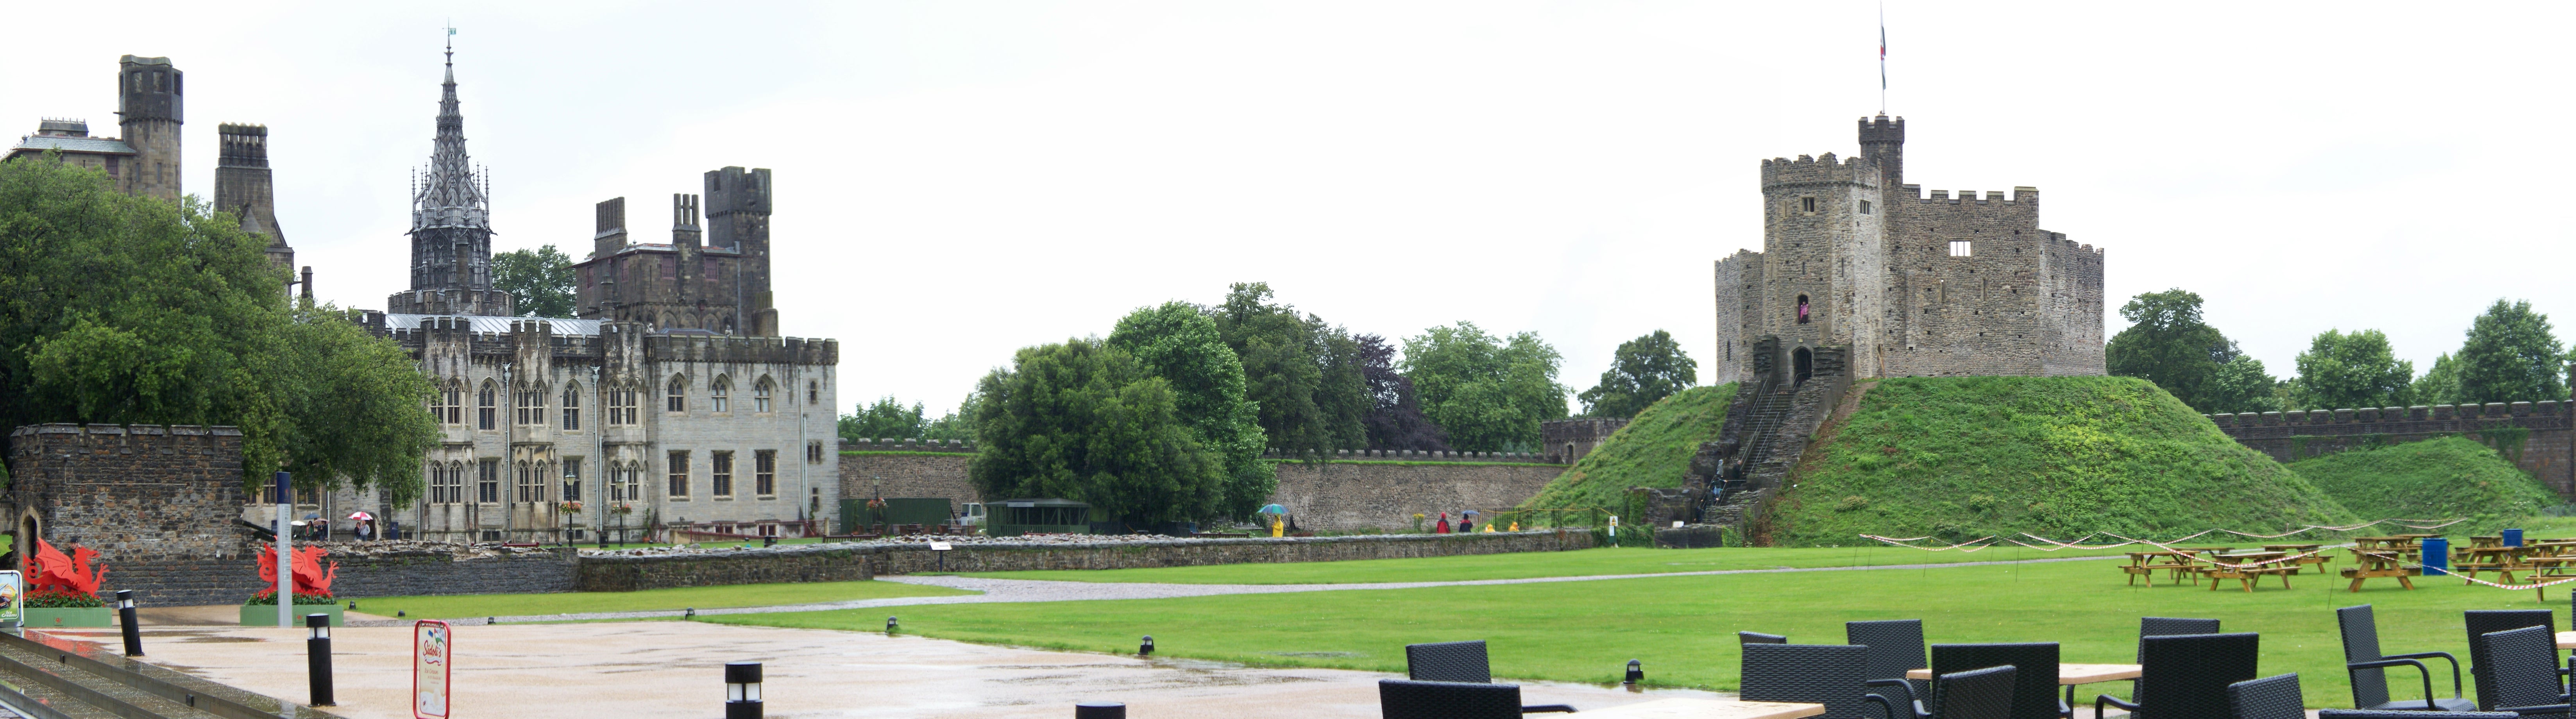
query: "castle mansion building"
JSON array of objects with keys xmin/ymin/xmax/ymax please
[
  {"xmin": 1712, "ymin": 115, "xmax": 2106, "ymax": 383},
  {"xmin": 356, "ymin": 45, "xmax": 840, "ymax": 542}
]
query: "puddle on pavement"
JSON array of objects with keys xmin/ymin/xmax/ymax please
[{"xmin": 177, "ymin": 636, "xmax": 263, "ymax": 643}]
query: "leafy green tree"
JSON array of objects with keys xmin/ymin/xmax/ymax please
[
  {"xmin": 1401, "ymin": 322, "xmax": 1567, "ymax": 451},
  {"xmin": 1211, "ymin": 283, "xmax": 1368, "ymax": 454},
  {"xmin": 1110, "ymin": 302, "xmax": 1270, "ymax": 518},
  {"xmin": 2289, "ymin": 329, "xmax": 2413, "ymax": 410},
  {"xmin": 0, "ymin": 153, "xmax": 436, "ymax": 497},
  {"xmin": 491, "ymin": 244, "xmax": 576, "ymax": 318},
  {"xmin": 2105, "ymin": 289, "xmax": 2233, "ymax": 410},
  {"xmin": 839, "ymin": 396, "xmax": 927, "ymax": 444},
  {"xmin": 1576, "ymin": 330, "xmax": 1698, "ymax": 418},
  {"xmin": 2413, "ymin": 352, "xmax": 2463, "ymax": 406},
  {"xmin": 2456, "ymin": 299, "xmax": 2568, "ymax": 404},
  {"xmin": 1356, "ymin": 333, "xmax": 1448, "ymax": 451},
  {"xmin": 2203, "ymin": 351, "xmax": 2284, "ymax": 414},
  {"xmin": 968, "ymin": 339, "xmax": 1223, "ymax": 526}
]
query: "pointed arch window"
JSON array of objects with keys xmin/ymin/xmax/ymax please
[
  {"xmin": 753, "ymin": 377, "xmax": 774, "ymax": 413},
  {"xmin": 516, "ymin": 384, "xmax": 545, "ymax": 425},
  {"xmin": 478, "ymin": 382, "xmax": 498, "ymax": 430},
  {"xmin": 445, "ymin": 382, "xmax": 465, "ymax": 424},
  {"xmin": 612, "ymin": 383, "xmax": 639, "ymax": 425},
  {"xmin": 561, "ymin": 382, "xmax": 582, "ymax": 430},
  {"xmin": 667, "ymin": 376, "xmax": 687, "ymax": 413},
  {"xmin": 711, "ymin": 376, "xmax": 732, "ymax": 414}
]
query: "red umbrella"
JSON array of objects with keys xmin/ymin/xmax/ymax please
[{"xmin": 347, "ymin": 512, "xmax": 373, "ymax": 522}]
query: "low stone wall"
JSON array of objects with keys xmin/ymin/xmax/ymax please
[
  {"xmin": 2206, "ymin": 401, "xmax": 2576, "ymax": 497},
  {"xmin": 578, "ymin": 530, "xmax": 1595, "ymax": 592},
  {"xmin": 841, "ymin": 451, "xmax": 1569, "ymax": 533},
  {"xmin": 109, "ymin": 544, "xmax": 580, "ymax": 605}
]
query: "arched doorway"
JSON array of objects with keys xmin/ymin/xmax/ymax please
[{"xmin": 1792, "ymin": 347, "xmax": 1814, "ymax": 385}]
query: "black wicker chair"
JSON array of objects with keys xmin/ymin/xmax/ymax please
[
  {"xmin": 1407, "ymin": 640, "xmax": 1492, "ymax": 683},
  {"xmin": 1867, "ymin": 665, "xmax": 2014, "ymax": 719},
  {"xmin": 1743, "ymin": 643, "xmax": 1873, "ymax": 719},
  {"xmin": 2468, "ymin": 610, "xmax": 2559, "ymax": 710},
  {"xmin": 2134, "ymin": 617, "xmax": 2220, "ymax": 702},
  {"xmin": 2474, "ymin": 626, "xmax": 2571, "ymax": 719},
  {"xmin": 1931, "ymin": 643, "xmax": 2064, "ymax": 719},
  {"xmin": 2225, "ymin": 673, "xmax": 2304, "ymax": 719},
  {"xmin": 1851, "ymin": 619, "xmax": 1932, "ymax": 718},
  {"xmin": 2338, "ymin": 604, "xmax": 2473, "ymax": 712},
  {"xmin": 2095, "ymin": 633, "xmax": 2260, "ymax": 719},
  {"xmin": 2317, "ymin": 712, "xmax": 2517, "ymax": 719},
  {"xmin": 1377, "ymin": 680, "xmax": 1576, "ymax": 718},
  {"xmin": 1742, "ymin": 631, "xmax": 1789, "ymax": 646}
]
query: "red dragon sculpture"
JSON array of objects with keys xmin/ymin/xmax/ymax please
[
  {"xmin": 254, "ymin": 545, "xmax": 338, "ymax": 603},
  {"xmin": 27, "ymin": 540, "xmax": 104, "ymax": 602}
]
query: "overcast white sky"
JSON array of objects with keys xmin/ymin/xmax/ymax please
[{"xmin": 5, "ymin": 2, "xmax": 2566, "ymax": 417}]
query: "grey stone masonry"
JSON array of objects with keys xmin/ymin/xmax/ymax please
[
  {"xmin": 2206, "ymin": 402, "xmax": 2575, "ymax": 498},
  {"xmin": 4, "ymin": 424, "xmax": 247, "ymax": 567}
]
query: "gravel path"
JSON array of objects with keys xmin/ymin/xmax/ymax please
[{"xmin": 358, "ymin": 553, "xmax": 2121, "ymax": 626}]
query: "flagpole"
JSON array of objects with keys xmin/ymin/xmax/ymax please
[{"xmin": 1878, "ymin": 0, "xmax": 1888, "ymax": 116}]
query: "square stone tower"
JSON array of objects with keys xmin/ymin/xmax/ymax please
[{"xmin": 1714, "ymin": 116, "xmax": 2104, "ymax": 383}]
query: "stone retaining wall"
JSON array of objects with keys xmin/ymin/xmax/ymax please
[
  {"xmin": 841, "ymin": 451, "xmax": 1569, "ymax": 532},
  {"xmin": 108, "ymin": 545, "xmax": 580, "ymax": 605},
  {"xmin": 578, "ymin": 530, "xmax": 1595, "ymax": 592}
]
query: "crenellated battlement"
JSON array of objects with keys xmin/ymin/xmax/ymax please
[
  {"xmin": 1261, "ymin": 448, "xmax": 1567, "ymax": 464},
  {"xmin": 644, "ymin": 333, "xmax": 837, "ymax": 366},
  {"xmin": 1760, "ymin": 152, "xmax": 1880, "ymax": 189},
  {"xmin": 1900, "ymin": 184, "xmax": 2037, "ymax": 204},
  {"xmin": 840, "ymin": 438, "xmax": 975, "ymax": 453},
  {"xmin": 2208, "ymin": 401, "xmax": 2568, "ymax": 430}
]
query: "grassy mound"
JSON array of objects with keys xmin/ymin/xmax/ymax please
[
  {"xmin": 2290, "ymin": 436, "xmax": 2556, "ymax": 533},
  {"xmin": 1517, "ymin": 383, "xmax": 1737, "ymax": 523},
  {"xmin": 1768, "ymin": 376, "xmax": 2354, "ymax": 546}
]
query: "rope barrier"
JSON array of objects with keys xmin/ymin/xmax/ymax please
[{"xmin": 1859, "ymin": 519, "xmax": 2468, "ymax": 552}]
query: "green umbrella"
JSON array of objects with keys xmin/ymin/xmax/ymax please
[{"xmin": 1258, "ymin": 504, "xmax": 1288, "ymax": 515}]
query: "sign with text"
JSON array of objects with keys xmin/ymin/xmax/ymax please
[
  {"xmin": 414, "ymin": 619, "xmax": 452, "ymax": 718},
  {"xmin": 928, "ymin": 542, "xmax": 953, "ymax": 551}
]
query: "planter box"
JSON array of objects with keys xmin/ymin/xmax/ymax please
[
  {"xmin": 239, "ymin": 603, "xmax": 343, "ymax": 627},
  {"xmin": 24, "ymin": 607, "xmax": 113, "ymax": 628}
]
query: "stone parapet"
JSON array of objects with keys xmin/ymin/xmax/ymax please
[{"xmin": 2205, "ymin": 401, "xmax": 2574, "ymax": 497}]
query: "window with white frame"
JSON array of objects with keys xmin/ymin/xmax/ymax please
[{"xmin": 1949, "ymin": 240, "xmax": 1973, "ymax": 257}]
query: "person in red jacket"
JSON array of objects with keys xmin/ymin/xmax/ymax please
[{"xmin": 1435, "ymin": 513, "xmax": 1452, "ymax": 533}]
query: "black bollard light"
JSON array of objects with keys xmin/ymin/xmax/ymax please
[
  {"xmin": 886, "ymin": 616, "xmax": 899, "ymax": 634},
  {"xmin": 1074, "ymin": 701, "xmax": 1126, "ymax": 719},
  {"xmin": 306, "ymin": 613, "xmax": 335, "ymax": 706},
  {"xmin": 1138, "ymin": 635, "xmax": 1153, "ymax": 656},
  {"xmin": 115, "ymin": 590, "xmax": 142, "ymax": 657},
  {"xmin": 685, "ymin": 608, "xmax": 696, "ymax": 621},
  {"xmin": 724, "ymin": 662, "xmax": 763, "ymax": 719},
  {"xmin": 1624, "ymin": 658, "xmax": 1643, "ymax": 685}
]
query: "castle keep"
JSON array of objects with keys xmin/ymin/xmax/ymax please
[{"xmin": 1713, "ymin": 116, "xmax": 2106, "ymax": 383}]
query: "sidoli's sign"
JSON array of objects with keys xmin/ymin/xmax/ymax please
[{"xmin": 414, "ymin": 620, "xmax": 451, "ymax": 718}]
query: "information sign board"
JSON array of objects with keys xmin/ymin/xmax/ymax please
[
  {"xmin": 414, "ymin": 619, "xmax": 452, "ymax": 718},
  {"xmin": 0, "ymin": 571, "xmax": 20, "ymax": 627}
]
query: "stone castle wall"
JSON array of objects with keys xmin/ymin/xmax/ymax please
[
  {"xmin": 106, "ymin": 544, "xmax": 580, "ymax": 605},
  {"xmin": 4, "ymin": 424, "xmax": 247, "ymax": 565},
  {"xmin": 578, "ymin": 531, "xmax": 1595, "ymax": 592},
  {"xmin": 1541, "ymin": 418, "xmax": 1628, "ymax": 463},
  {"xmin": 2206, "ymin": 402, "xmax": 2576, "ymax": 497},
  {"xmin": 839, "ymin": 444, "xmax": 1567, "ymax": 532}
]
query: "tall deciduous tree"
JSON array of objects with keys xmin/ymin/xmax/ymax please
[
  {"xmin": 2412, "ymin": 352, "xmax": 2464, "ymax": 406},
  {"xmin": 0, "ymin": 153, "xmax": 436, "ymax": 498},
  {"xmin": 2456, "ymin": 299, "xmax": 2568, "ymax": 404},
  {"xmin": 2289, "ymin": 329, "xmax": 2413, "ymax": 410},
  {"xmin": 2106, "ymin": 289, "xmax": 2230, "ymax": 410},
  {"xmin": 1109, "ymin": 302, "xmax": 1270, "ymax": 519},
  {"xmin": 967, "ymin": 339, "xmax": 1222, "ymax": 526},
  {"xmin": 1211, "ymin": 283, "xmax": 1368, "ymax": 455},
  {"xmin": 1356, "ymin": 333, "xmax": 1448, "ymax": 451},
  {"xmin": 840, "ymin": 396, "xmax": 928, "ymax": 443},
  {"xmin": 491, "ymin": 244, "xmax": 576, "ymax": 318},
  {"xmin": 1576, "ymin": 330, "xmax": 1698, "ymax": 418},
  {"xmin": 1401, "ymin": 322, "xmax": 1567, "ymax": 451}
]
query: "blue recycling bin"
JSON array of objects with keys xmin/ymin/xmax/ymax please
[
  {"xmin": 2420, "ymin": 537, "xmax": 2449, "ymax": 576},
  {"xmin": 2505, "ymin": 529, "xmax": 2524, "ymax": 547}
]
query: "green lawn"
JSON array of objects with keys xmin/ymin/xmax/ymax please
[
  {"xmin": 719, "ymin": 545, "xmax": 2574, "ymax": 708},
  {"xmin": 352, "ymin": 579, "xmax": 975, "ymax": 619},
  {"xmin": 958, "ymin": 545, "xmax": 2145, "ymax": 584}
]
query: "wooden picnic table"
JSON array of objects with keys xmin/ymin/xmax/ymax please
[
  {"xmin": 1578, "ymin": 699, "xmax": 1825, "ymax": 719},
  {"xmin": 2343, "ymin": 546, "xmax": 2418, "ymax": 592},
  {"xmin": 2203, "ymin": 551, "xmax": 2297, "ymax": 591},
  {"xmin": 2454, "ymin": 545, "xmax": 2530, "ymax": 583},
  {"xmin": 2263, "ymin": 544, "xmax": 2323, "ymax": 551},
  {"xmin": 1909, "ymin": 664, "xmax": 2144, "ymax": 712},
  {"xmin": 2122, "ymin": 551, "xmax": 2202, "ymax": 587},
  {"xmin": 2391, "ymin": 533, "xmax": 2444, "ymax": 540},
  {"xmin": 2470, "ymin": 535, "xmax": 2506, "ymax": 548}
]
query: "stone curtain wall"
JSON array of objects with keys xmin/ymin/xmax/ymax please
[
  {"xmin": 579, "ymin": 531, "xmax": 1595, "ymax": 592},
  {"xmin": 1268, "ymin": 461, "xmax": 1567, "ymax": 532},
  {"xmin": 840, "ymin": 444, "xmax": 1567, "ymax": 532},
  {"xmin": 4, "ymin": 424, "xmax": 248, "ymax": 564},
  {"xmin": 1541, "ymin": 419, "xmax": 1629, "ymax": 464},
  {"xmin": 109, "ymin": 545, "xmax": 581, "ymax": 605},
  {"xmin": 2206, "ymin": 401, "xmax": 2575, "ymax": 496}
]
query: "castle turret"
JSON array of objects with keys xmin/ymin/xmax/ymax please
[
  {"xmin": 1857, "ymin": 115, "xmax": 1903, "ymax": 188},
  {"xmin": 705, "ymin": 167, "xmax": 776, "ymax": 336},
  {"xmin": 116, "ymin": 56, "xmax": 182, "ymax": 202},
  {"xmin": 215, "ymin": 123, "xmax": 290, "ymax": 274},
  {"xmin": 1754, "ymin": 152, "xmax": 1885, "ymax": 374},
  {"xmin": 672, "ymin": 193, "xmax": 702, "ymax": 312}
]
